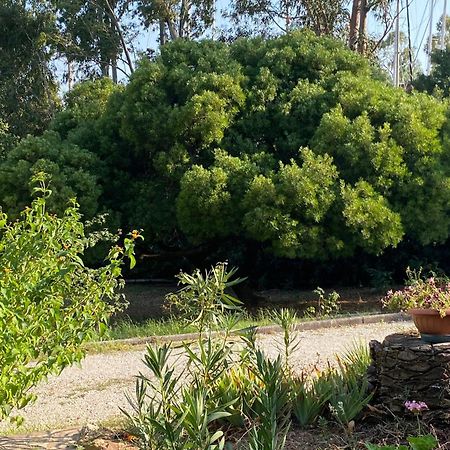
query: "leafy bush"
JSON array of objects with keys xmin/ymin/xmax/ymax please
[
  {"xmin": 127, "ymin": 264, "xmax": 293, "ymax": 449},
  {"xmin": 247, "ymin": 351, "xmax": 291, "ymax": 450},
  {"xmin": 329, "ymin": 343, "xmax": 373, "ymax": 428},
  {"xmin": 292, "ymin": 343, "xmax": 371, "ymax": 430},
  {"xmin": 305, "ymin": 287, "xmax": 341, "ymax": 318},
  {"xmin": 292, "ymin": 371, "xmax": 333, "ymax": 428},
  {"xmin": 328, "ymin": 372, "xmax": 372, "ymax": 427},
  {"xmin": 0, "ymin": 131, "xmax": 102, "ymax": 219},
  {"xmin": 165, "ymin": 262, "xmax": 245, "ymax": 333},
  {"xmin": 0, "ymin": 174, "xmax": 138, "ymax": 422},
  {"xmin": 127, "ymin": 266, "xmax": 377, "ymax": 449}
]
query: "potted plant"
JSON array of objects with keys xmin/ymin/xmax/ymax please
[{"xmin": 383, "ymin": 269, "xmax": 450, "ymax": 343}]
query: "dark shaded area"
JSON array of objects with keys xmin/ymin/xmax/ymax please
[{"xmin": 119, "ymin": 282, "xmax": 387, "ymax": 322}]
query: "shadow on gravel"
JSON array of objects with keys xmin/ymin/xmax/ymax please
[{"xmin": 0, "ymin": 428, "xmax": 80, "ymax": 449}]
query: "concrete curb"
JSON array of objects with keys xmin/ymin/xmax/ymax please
[{"xmin": 98, "ymin": 312, "xmax": 411, "ymax": 347}]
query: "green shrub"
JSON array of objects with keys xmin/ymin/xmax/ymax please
[
  {"xmin": 305, "ymin": 287, "xmax": 341, "ymax": 318},
  {"xmin": 45, "ymin": 31, "xmax": 450, "ymax": 270},
  {"xmin": 328, "ymin": 373, "xmax": 372, "ymax": 427},
  {"xmin": 247, "ymin": 350, "xmax": 291, "ymax": 450},
  {"xmin": 211, "ymin": 364, "xmax": 261, "ymax": 427},
  {"xmin": 127, "ymin": 266, "xmax": 376, "ymax": 449},
  {"xmin": 0, "ymin": 131, "xmax": 102, "ymax": 219},
  {"xmin": 0, "ymin": 173, "xmax": 138, "ymax": 422},
  {"xmin": 165, "ymin": 262, "xmax": 245, "ymax": 334},
  {"xmin": 329, "ymin": 343, "xmax": 373, "ymax": 427}
]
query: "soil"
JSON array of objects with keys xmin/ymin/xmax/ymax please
[{"xmin": 82, "ymin": 420, "xmax": 450, "ymax": 449}]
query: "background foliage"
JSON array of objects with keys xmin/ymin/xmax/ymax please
[{"xmin": 1, "ymin": 29, "xmax": 450, "ymax": 287}]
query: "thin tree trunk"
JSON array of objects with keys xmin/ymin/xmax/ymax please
[
  {"xmin": 104, "ymin": 0, "xmax": 134, "ymax": 73},
  {"xmin": 67, "ymin": 58, "xmax": 73, "ymax": 91},
  {"xmin": 101, "ymin": 60, "xmax": 109, "ymax": 77},
  {"xmin": 166, "ymin": 17, "xmax": 179, "ymax": 40},
  {"xmin": 179, "ymin": 0, "xmax": 188, "ymax": 37},
  {"xmin": 111, "ymin": 57, "xmax": 118, "ymax": 83}
]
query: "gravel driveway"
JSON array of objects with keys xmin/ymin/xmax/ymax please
[{"xmin": 0, "ymin": 320, "xmax": 414, "ymax": 433}]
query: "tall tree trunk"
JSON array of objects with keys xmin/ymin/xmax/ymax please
[
  {"xmin": 67, "ymin": 58, "xmax": 73, "ymax": 91},
  {"xmin": 179, "ymin": 0, "xmax": 188, "ymax": 37},
  {"xmin": 101, "ymin": 61, "xmax": 109, "ymax": 77},
  {"xmin": 349, "ymin": 0, "xmax": 361, "ymax": 50},
  {"xmin": 111, "ymin": 57, "xmax": 118, "ymax": 83},
  {"xmin": 166, "ymin": 18, "xmax": 179, "ymax": 40},
  {"xmin": 357, "ymin": 0, "xmax": 368, "ymax": 54},
  {"xmin": 159, "ymin": 19, "xmax": 166, "ymax": 45}
]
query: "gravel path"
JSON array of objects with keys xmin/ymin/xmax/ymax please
[{"xmin": 0, "ymin": 321, "xmax": 414, "ymax": 433}]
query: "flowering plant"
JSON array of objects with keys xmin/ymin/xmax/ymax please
[
  {"xmin": 404, "ymin": 400, "xmax": 428, "ymax": 414},
  {"xmin": 382, "ymin": 269, "xmax": 450, "ymax": 317}
]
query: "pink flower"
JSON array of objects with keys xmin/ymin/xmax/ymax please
[{"xmin": 405, "ymin": 400, "xmax": 429, "ymax": 413}]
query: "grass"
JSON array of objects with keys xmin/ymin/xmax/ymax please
[
  {"xmin": 93, "ymin": 308, "xmax": 382, "ymax": 342},
  {"xmin": 97, "ymin": 310, "xmax": 275, "ymax": 341}
]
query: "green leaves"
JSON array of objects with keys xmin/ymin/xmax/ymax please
[
  {"xmin": 0, "ymin": 2, "xmax": 59, "ymax": 137},
  {"xmin": 341, "ymin": 180, "xmax": 404, "ymax": 254},
  {"xmin": 0, "ymin": 131, "xmax": 102, "ymax": 220},
  {"xmin": 165, "ymin": 262, "xmax": 244, "ymax": 334},
  {"xmin": 15, "ymin": 31, "xmax": 450, "ymax": 269},
  {"xmin": 407, "ymin": 435, "xmax": 439, "ymax": 450},
  {"xmin": 0, "ymin": 177, "xmax": 137, "ymax": 420},
  {"xmin": 365, "ymin": 434, "xmax": 438, "ymax": 450}
]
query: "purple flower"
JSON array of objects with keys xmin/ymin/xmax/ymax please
[{"xmin": 405, "ymin": 400, "xmax": 429, "ymax": 413}]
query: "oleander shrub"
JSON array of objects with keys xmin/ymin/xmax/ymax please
[{"xmin": 126, "ymin": 266, "xmax": 376, "ymax": 449}]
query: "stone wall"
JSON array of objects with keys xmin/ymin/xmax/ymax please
[{"xmin": 368, "ymin": 333, "xmax": 450, "ymax": 422}]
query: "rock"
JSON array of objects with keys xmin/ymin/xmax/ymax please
[{"xmin": 369, "ymin": 333, "xmax": 450, "ymax": 423}]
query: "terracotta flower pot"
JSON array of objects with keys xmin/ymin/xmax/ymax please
[{"xmin": 409, "ymin": 308, "xmax": 450, "ymax": 343}]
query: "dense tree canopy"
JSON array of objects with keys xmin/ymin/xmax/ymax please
[
  {"xmin": 0, "ymin": 30, "xmax": 449, "ymax": 285},
  {"xmin": 0, "ymin": 131, "xmax": 102, "ymax": 219},
  {"xmin": 23, "ymin": 31, "xmax": 447, "ymax": 270}
]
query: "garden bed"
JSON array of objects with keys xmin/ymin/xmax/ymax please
[{"xmin": 0, "ymin": 321, "xmax": 414, "ymax": 436}]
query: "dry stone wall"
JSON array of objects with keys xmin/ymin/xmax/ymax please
[{"xmin": 368, "ymin": 333, "xmax": 450, "ymax": 422}]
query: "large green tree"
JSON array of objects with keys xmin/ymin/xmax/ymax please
[
  {"xmin": 51, "ymin": 32, "xmax": 449, "ymax": 265},
  {"xmin": 227, "ymin": 0, "xmax": 349, "ymax": 37},
  {"xmin": 0, "ymin": 1, "xmax": 59, "ymax": 137},
  {"xmin": 136, "ymin": 0, "xmax": 215, "ymax": 45}
]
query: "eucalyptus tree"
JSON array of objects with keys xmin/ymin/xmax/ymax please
[
  {"xmin": 52, "ymin": 0, "xmax": 136, "ymax": 83},
  {"xmin": 0, "ymin": 1, "xmax": 59, "ymax": 137},
  {"xmin": 135, "ymin": 0, "xmax": 216, "ymax": 45},
  {"xmin": 227, "ymin": 0, "xmax": 349, "ymax": 37}
]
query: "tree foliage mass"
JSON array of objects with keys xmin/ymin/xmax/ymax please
[{"xmin": 20, "ymin": 31, "xmax": 449, "ymax": 271}]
